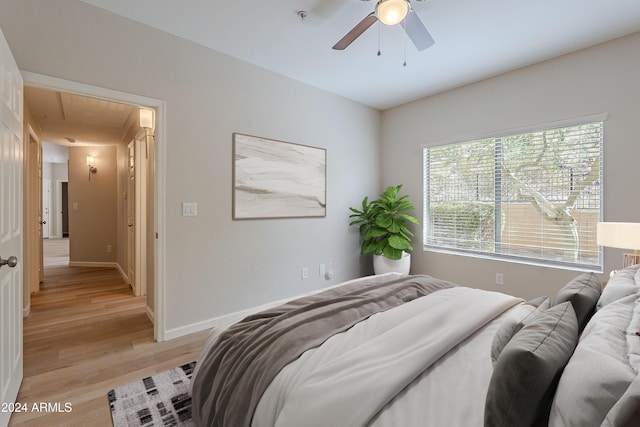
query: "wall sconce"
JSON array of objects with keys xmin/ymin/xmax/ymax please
[
  {"xmin": 86, "ymin": 155, "xmax": 97, "ymax": 180},
  {"xmin": 139, "ymin": 108, "xmax": 154, "ymax": 159},
  {"xmin": 139, "ymin": 108, "xmax": 153, "ymax": 128}
]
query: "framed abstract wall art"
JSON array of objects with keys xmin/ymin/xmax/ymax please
[{"xmin": 232, "ymin": 133, "xmax": 326, "ymax": 219}]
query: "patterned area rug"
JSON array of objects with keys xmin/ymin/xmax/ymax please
[{"xmin": 108, "ymin": 361, "xmax": 197, "ymax": 427}]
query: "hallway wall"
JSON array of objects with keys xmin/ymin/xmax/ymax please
[{"xmin": 68, "ymin": 146, "xmax": 117, "ymax": 264}]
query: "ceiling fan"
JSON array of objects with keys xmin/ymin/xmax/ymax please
[{"xmin": 332, "ymin": 0, "xmax": 435, "ymax": 51}]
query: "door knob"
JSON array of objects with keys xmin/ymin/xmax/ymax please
[{"xmin": 0, "ymin": 256, "xmax": 18, "ymax": 268}]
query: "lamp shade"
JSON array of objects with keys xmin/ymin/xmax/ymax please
[
  {"xmin": 139, "ymin": 108, "xmax": 153, "ymax": 129},
  {"xmin": 597, "ymin": 222, "xmax": 640, "ymax": 250},
  {"xmin": 376, "ymin": 0, "xmax": 409, "ymax": 25}
]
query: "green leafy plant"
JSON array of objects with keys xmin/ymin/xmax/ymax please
[{"xmin": 349, "ymin": 185, "xmax": 419, "ymax": 260}]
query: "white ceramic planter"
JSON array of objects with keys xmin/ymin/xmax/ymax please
[{"xmin": 373, "ymin": 252, "xmax": 411, "ymax": 275}]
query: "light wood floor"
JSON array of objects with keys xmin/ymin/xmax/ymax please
[
  {"xmin": 8, "ymin": 264, "xmax": 209, "ymax": 426},
  {"xmin": 43, "ymin": 238, "xmax": 70, "ymax": 268}
]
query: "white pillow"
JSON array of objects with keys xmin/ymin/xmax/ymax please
[
  {"xmin": 597, "ymin": 264, "xmax": 640, "ymax": 310},
  {"xmin": 490, "ymin": 296, "xmax": 550, "ymax": 364}
]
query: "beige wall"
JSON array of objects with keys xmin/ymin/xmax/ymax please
[
  {"xmin": 381, "ymin": 31, "xmax": 640, "ymax": 300},
  {"xmin": 68, "ymin": 146, "xmax": 118, "ymax": 263},
  {"xmin": 0, "ymin": 0, "xmax": 380, "ymax": 335}
]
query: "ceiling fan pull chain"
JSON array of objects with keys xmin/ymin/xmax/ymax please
[
  {"xmin": 377, "ymin": 21, "xmax": 382, "ymax": 56},
  {"xmin": 403, "ymin": 18, "xmax": 407, "ymax": 66}
]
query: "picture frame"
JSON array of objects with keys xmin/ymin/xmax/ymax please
[{"xmin": 232, "ymin": 133, "xmax": 326, "ymax": 219}]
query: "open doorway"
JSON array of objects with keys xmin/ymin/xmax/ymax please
[
  {"xmin": 24, "ymin": 79, "xmax": 158, "ymax": 336},
  {"xmin": 40, "ymin": 142, "xmax": 70, "ymax": 271},
  {"xmin": 30, "ymin": 91, "xmax": 149, "ymax": 275},
  {"xmin": 22, "ymin": 71, "xmax": 166, "ymax": 342}
]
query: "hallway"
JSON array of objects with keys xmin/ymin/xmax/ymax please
[
  {"xmin": 43, "ymin": 238, "xmax": 69, "ymax": 268},
  {"xmin": 9, "ymin": 264, "xmax": 208, "ymax": 426}
]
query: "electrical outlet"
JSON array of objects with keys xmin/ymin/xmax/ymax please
[
  {"xmin": 495, "ymin": 273, "xmax": 504, "ymax": 286},
  {"xmin": 325, "ymin": 262, "xmax": 334, "ymax": 280},
  {"xmin": 301, "ymin": 268, "xmax": 309, "ymax": 279},
  {"xmin": 319, "ymin": 264, "xmax": 326, "ymax": 276},
  {"xmin": 106, "ymin": 244, "xmax": 112, "ymax": 253}
]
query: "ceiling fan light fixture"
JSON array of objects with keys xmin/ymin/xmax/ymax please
[{"xmin": 375, "ymin": 0, "xmax": 409, "ymax": 26}]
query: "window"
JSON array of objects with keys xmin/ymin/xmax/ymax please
[{"xmin": 423, "ymin": 116, "xmax": 604, "ymax": 271}]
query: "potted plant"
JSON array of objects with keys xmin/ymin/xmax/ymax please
[{"xmin": 349, "ymin": 185, "xmax": 419, "ymax": 275}]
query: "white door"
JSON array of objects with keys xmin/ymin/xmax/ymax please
[
  {"xmin": 0, "ymin": 26, "xmax": 24, "ymax": 427},
  {"xmin": 42, "ymin": 178, "xmax": 50, "ymax": 238}
]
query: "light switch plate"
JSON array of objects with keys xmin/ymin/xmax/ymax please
[{"xmin": 182, "ymin": 202, "xmax": 198, "ymax": 217}]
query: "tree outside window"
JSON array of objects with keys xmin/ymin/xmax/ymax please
[{"xmin": 424, "ymin": 119, "xmax": 603, "ymax": 270}]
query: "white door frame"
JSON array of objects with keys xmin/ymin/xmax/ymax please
[
  {"xmin": 134, "ymin": 131, "xmax": 147, "ymax": 297},
  {"xmin": 127, "ymin": 141, "xmax": 136, "ymax": 291},
  {"xmin": 22, "ymin": 71, "xmax": 168, "ymax": 342},
  {"xmin": 25, "ymin": 125, "xmax": 42, "ymax": 305}
]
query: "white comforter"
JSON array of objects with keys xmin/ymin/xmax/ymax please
[
  {"xmin": 193, "ymin": 275, "xmax": 522, "ymax": 427},
  {"xmin": 253, "ymin": 286, "xmax": 520, "ymax": 427}
]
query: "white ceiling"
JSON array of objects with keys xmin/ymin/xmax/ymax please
[{"xmin": 78, "ymin": 0, "xmax": 640, "ymax": 110}]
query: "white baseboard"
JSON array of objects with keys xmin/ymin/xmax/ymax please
[
  {"xmin": 68, "ymin": 261, "xmax": 119, "ymax": 268},
  {"xmin": 115, "ymin": 263, "xmax": 128, "ymax": 282},
  {"xmin": 23, "ymin": 303, "xmax": 30, "ymax": 318},
  {"xmin": 160, "ymin": 286, "xmax": 341, "ymax": 340},
  {"xmin": 146, "ymin": 305, "xmax": 155, "ymax": 324},
  {"xmin": 162, "ymin": 309, "xmax": 250, "ymax": 341}
]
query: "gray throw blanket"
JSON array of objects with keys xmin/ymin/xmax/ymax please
[{"xmin": 191, "ymin": 274, "xmax": 455, "ymax": 427}]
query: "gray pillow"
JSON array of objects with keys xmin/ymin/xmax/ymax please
[
  {"xmin": 485, "ymin": 302, "xmax": 578, "ymax": 427},
  {"xmin": 490, "ymin": 296, "xmax": 551, "ymax": 364},
  {"xmin": 554, "ymin": 272, "xmax": 601, "ymax": 332},
  {"xmin": 548, "ymin": 294, "xmax": 637, "ymax": 427}
]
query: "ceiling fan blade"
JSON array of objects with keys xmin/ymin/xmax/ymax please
[
  {"xmin": 332, "ymin": 12, "xmax": 378, "ymax": 50},
  {"xmin": 404, "ymin": 9, "xmax": 435, "ymax": 51}
]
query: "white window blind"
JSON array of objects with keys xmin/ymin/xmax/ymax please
[{"xmin": 424, "ymin": 119, "xmax": 603, "ymax": 270}]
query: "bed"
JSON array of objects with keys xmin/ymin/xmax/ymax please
[{"xmin": 190, "ymin": 266, "xmax": 640, "ymax": 427}]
